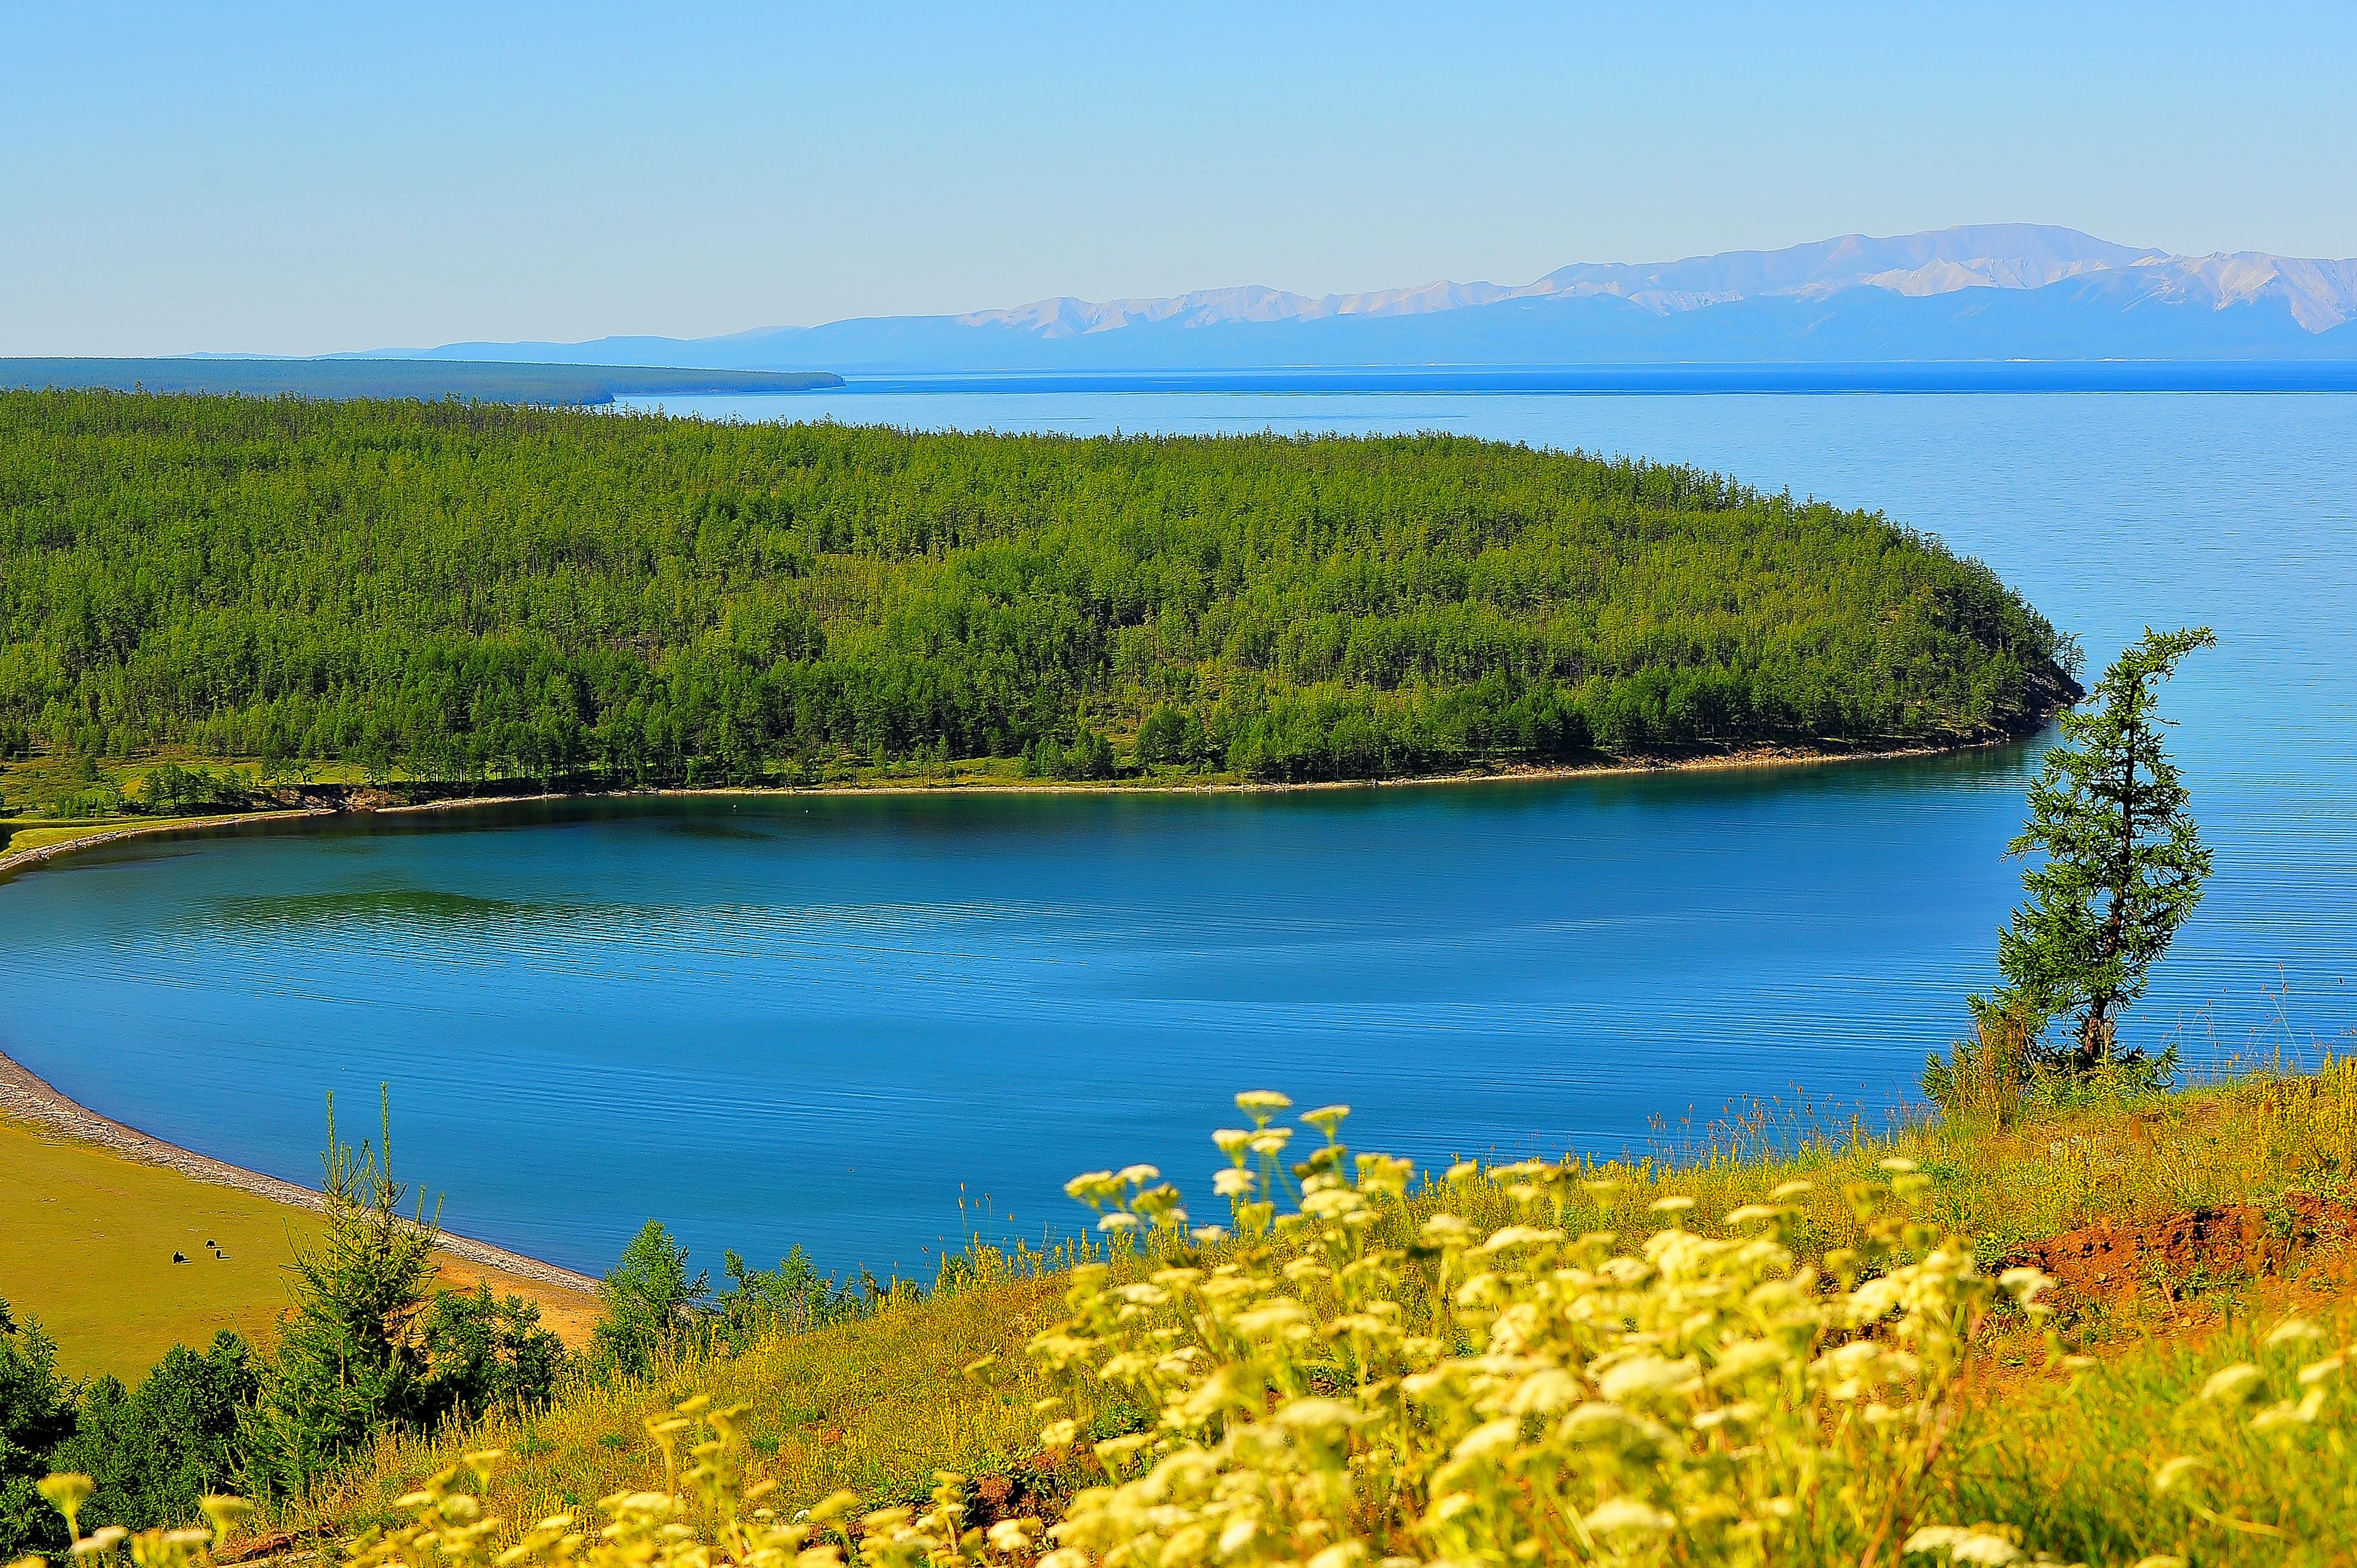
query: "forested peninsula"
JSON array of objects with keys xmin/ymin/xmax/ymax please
[
  {"xmin": 0, "ymin": 358, "xmax": 842, "ymax": 404},
  {"xmin": 0, "ymin": 390, "xmax": 2078, "ymax": 794}
]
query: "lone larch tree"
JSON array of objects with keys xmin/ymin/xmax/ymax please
[{"xmin": 1989, "ymin": 624, "xmax": 2216, "ymax": 1076}]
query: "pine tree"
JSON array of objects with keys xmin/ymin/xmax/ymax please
[
  {"xmin": 416, "ymin": 1286, "xmax": 567, "ymax": 1421},
  {"xmin": 248, "ymin": 1094, "xmax": 438, "ymax": 1497},
  {"xmin": 0, "ymin": 1297, "xmax": 78, "ymax": 1557},
  {"xmin": 1988, "ymin": 626, "xmax": 2216, "ymax": 1077},
  {"xmin": 47, "ymin": 1333, "xmax": 259, "ymax": 1533}
]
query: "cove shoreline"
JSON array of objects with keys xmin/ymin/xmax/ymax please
[{"xmin": 0, "ymin": 724, "xmax": 2046, "ymax": 1288}]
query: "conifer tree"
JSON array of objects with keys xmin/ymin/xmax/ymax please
[
  {"xmin": 591, "ymin": 1222, "xmax": 708, "ymax": 1378},
  {"xmin": 248, "ymin": 1094, "xmax": 437, "ymax": 1497},
  {"xmin": 1988, "ymin": 626, "xmax": 2215, "ymax": 1077},
  {"xmin": 0, "ymin": 1297, "xmax": 78, "ymax": 1557},
  {"xmin": 48, "ymin": 1333, "xmax": 260, "ymax": 1533}
]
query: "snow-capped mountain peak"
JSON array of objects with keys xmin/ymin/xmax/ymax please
[
  {"xmin": 956, "ymin": 225, "xmax": 2356, "ymax": 335},
  {"xmin": 385, "ymin": 224, "xmax": 2357, "ymax": 372}
]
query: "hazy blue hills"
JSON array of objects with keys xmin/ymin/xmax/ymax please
[
  {"xmin": 381, "ymin": 225, "xmax": 2357, "ymax": 376},
  {"xmin": 0, "ymin": 358, "xmax": 842, "ymax": 404}
]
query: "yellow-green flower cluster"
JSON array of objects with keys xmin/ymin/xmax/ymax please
[
  {"xmin": 333, "ymin": 1397, "xmax": 1040, "ymax": 1568},
  {"xmin": 10, "ymin": 1473, "xmax": 252, "ymax": 1568},
  {"xmin": 1025, "ymin": 1092, "xmax": 2057, "ymax": 1566},
  {"xmin": 9, "ymin": 1399, "xmax": 1037, "ymax": 1568},
  {"xmin": 2132, "ymin": 1312, "xmax": 2357, "ymax": 1549}
]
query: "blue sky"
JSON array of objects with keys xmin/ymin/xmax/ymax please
[{"xmin": 4, "ymin": 1, "xmax": 2354, "ymax": 355}]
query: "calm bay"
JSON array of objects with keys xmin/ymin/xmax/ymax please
[{"xmin": 4, "ymin": 389, "xmax": 2352, "ymax": 1278}]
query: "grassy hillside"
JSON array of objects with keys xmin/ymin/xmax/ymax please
[
  {"xmin": 0, "ymin": 391, "xmax": 2075, "ymax": 791},
  {"xmin": 282, "ymin": 1065, "xmax": 2357, "ymax": 1563},
  {"xmin": 12, "ymin": 1064, "xmax": 2356, "ymax": 1560},
  {"xmin": 0, "ymin": 1116, "xmax": 598, "ymax": 1380}
]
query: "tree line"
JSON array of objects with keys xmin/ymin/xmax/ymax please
[{"xmin": 0, "ymin": 391, "xmax": 2078, "ymax": 788}]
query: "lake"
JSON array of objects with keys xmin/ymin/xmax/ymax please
[{"xmin": 5, "ymin": 389, "xmax": 2353, "ymax": 1281}]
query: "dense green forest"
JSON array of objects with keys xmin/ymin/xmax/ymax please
[{"xmin": 0, "ymin": 390, "xmax": 2077, "ymax": 789}]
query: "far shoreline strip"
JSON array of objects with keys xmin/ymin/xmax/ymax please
[{"xmin": 0, "ymin": 728, "xmax": 2044, "ymax": 887}]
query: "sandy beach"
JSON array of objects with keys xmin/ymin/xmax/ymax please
[{"xmin": 0, "ymin": 1048, "xmax": 600, "ymax": 1294}]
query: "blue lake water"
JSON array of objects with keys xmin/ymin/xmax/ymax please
[{"xmin": 5, "ymin": 389, "xmax": 2354, "ymax": 1282}]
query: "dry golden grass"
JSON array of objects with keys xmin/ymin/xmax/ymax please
[
  {"xmin": 0, "ymin": 1115, "xmax": 598, "ymax": 1380},
  {"xmin": 301, "ymin": 1268, "xmax": 1073, "ymax": 1536}
]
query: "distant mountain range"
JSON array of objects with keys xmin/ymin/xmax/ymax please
[{"xmin": 373, "ymin": 225, "xmax": 2357, "ymax": 375}]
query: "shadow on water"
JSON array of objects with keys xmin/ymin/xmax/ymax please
[
  {"xmin": 188, "ymin": 887, "xmax": 562, "ymax": 936},
  {"xmin": 172, "ymin": 734, "xmax": 2045, "ymax": 845}
]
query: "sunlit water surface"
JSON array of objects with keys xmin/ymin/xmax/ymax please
[{"xmin": 4, "ymin": 389, "xmax": 2352, "ymax": 1278}]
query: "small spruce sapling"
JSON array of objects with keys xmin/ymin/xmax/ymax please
[
  {"xmin": 0, "ymin": 1296, "xmax": 79, "ymax": 1557},
  {"xmin": 248, "ymin": 1092, "xmax": 439, "ymax": 1497},
  {"xmin": 591, "ymin": 1221, "xmax": 709, "ymax": 1377}
]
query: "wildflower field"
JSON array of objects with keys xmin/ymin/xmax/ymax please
[{"xmin": 160, "ymin": 1060, "xmax": 2354, "ymax": 1568}]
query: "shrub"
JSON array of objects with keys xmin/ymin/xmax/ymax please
[
  {"xmin": 712, "ymin": 1248, "xmax": 857, "ymax": 1350},
  {"xmin": 0, "ymin": 1299, "xmax": 76, "ymax": 1557},
  {"xmin": 1926, "ymin": 997, "xmax": 2181, "ymax": 1127},
  {"xmin": 417, "ymin": 1288, "xmax": 567, "ymax": 1425},
  {"xmin": 137, "ymin": 765, "xmax": 247, "ymax": 817},
  {"xmin": 48, "ymin": 786, "xmax": 122, "ymax": 821},
  {"xmin": 591, "ymin": 1222, "xmax": 709, "ymax": 1378},
  {"xmin": 1133, "ymin": 705, "xmax": 1215, "ymax": 772},
  {"xmin": 1023, "ymin": 731, "xmax": 1116, "ymax": 781},
  {"xmin": 1923, "ymin": 998, "xmax": 2041, "ymax": 1127},
  {"xmin": 44, "ymin": 1334, "xmax": 258, "ymax": 1535}
]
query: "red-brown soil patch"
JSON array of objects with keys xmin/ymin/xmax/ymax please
[
  {"xmin": 961, "ymin": 1448, "xmax": 1108, "ymax": 1529},
  {"xmin": 2006, "ymin": 1194, "xmax": 2357, "ymax": 1312}
]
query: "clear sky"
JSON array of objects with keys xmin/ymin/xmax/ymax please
[{"xmin": 5, "ymin": 1, "xmax": 2354, "ymax": 357}]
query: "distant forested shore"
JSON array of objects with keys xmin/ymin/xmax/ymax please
[
  {"xmin": 0, "ymin": 390, "xmax": 2079, "ymax": 791},
  {"xmin": 0, "ymin": 358, "xmax": 841, "ymax": 405}
]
